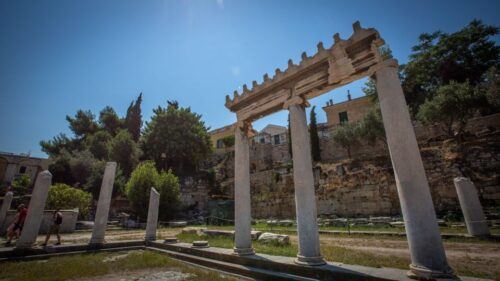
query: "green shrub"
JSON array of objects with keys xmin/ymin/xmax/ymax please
[
  {"xmin": 11, "ymin": 174, "xmax": 31, "ymax": 195},
  {"xmin": 126, "ymin": 161, "xmax": 180, "ymax": 220},
  {"xmin": 46, "ymin": 183, "xmax": 92, "ymax": 217}
]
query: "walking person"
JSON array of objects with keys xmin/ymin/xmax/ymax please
[
  {"xmin": 42, "ymin": 209, "xmax": 63, "ymax": 246},
  {"xmin": 5, "ymin": 204, "xmax": 28, "ymax": 246}
]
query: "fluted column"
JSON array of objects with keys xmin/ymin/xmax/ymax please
[
  {"xmin": 0, "ymin": 191, "xmax": 13, "ymax": 232},
  {"xmin": 286, "ymin": 96, "xmax": 325, "ymax": 266},
  {"xmin": 233, "ymin": 123, "xmax": 254, "ymax": 255},
  {"xmin": 145, "ymin": 187, "xmax": 160, "ymax": 241},
  {"xmin": 90, "ymin": 162, "xmax": 116, "ymax": 246},
  {"xmin": 375, "ymin": 59, "xmax": 454, "ymax": 279},
  {"xmin": 454, "ymin": 177, "xmax": 490, "ymax": 236},
  {"xmin": 16, "ymin": 171, "xmax": 52, "ymax": 249}
]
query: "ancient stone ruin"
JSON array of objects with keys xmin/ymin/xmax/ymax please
[{"xmin": 225, "ymin": 21, "xmax": 455, "ymax": 279}]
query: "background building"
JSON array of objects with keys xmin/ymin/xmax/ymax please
[
  {"xmin": 323, "ymin": 91, "xmax": 373, "ymax": 127},
  {"xmin": 0, "ymin": 152, "xmax": 50, "ymax": 186}
]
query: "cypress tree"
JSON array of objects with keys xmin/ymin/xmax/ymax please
[
  {"xmin": 124, "ymin": 93, "xmax": 143, "ymax": 142},
  {"xmin": 309, "ymin": 106, "xmax": 321, "ymax": 161}
]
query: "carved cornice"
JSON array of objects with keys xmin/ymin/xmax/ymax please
[{"xmin": 226, "ymin": 21, "xmax": 386, "ymax": 123}]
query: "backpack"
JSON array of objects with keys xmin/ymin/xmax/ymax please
[{"xmin": 55, "ymin": 213, "xmax": 63, "ymax": 225}]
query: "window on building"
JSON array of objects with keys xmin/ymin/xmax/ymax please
[
  {"xmin": 339, "ymin": 111, "xmax": 349, "ymax": 124},
  {"xmin": 260, "ymin": 137, "xmax": 265, "ymax": 143},
  {"xmin": 216, "ymin": 139, "xmax": 224, "ymax": 149},
  {"xmin": 19, "ymin": 166, "xmax": 27, "ymax": 174},
  {"xmin": 273, "ymin": 134, "xmax": 281, "ymax": 145}
]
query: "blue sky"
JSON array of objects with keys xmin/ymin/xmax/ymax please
[{"xmin": 1, "ymin": 0, "xmax": 499, "ymax": 157}]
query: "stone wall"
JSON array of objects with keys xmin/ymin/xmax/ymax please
[{"xmin": 203, "ymin": 114, "xmax": 500, "ymax": 218}]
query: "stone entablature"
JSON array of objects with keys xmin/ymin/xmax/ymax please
[{"xmin": 225, "ymin": 21, "xmax": 384, "ymax": 124}]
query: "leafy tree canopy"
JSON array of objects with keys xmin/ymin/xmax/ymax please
[
  {"xmin": 331, "ymin": 122, "xmax": 360, "ymax": 159},
  {"xmin": 417, "ymin": 80, "xmax": 488, "ymax": 139},
  {"xmin": 125, "ymin": 161, "xmax": 180, "ymax": 220},
  {"xmin": 141, "ymin": 101, "xmax": 212, "ymax": 175},
  {"xmin": 402, "ymin": 20, "xmax": 499, "ymax": 114},
  {"xmin": 46, "ymin": 183, "xmax": 92, "ymax": 217},
  {"xmin": 108, "ymin": 129, "xmax": 140, "ymax": 177},
  {"xmin": 99, "ymin": 106, "xmax": 123, "ymax": 136},
  {"xmin": 66, "ymin": 110, "xmax": 98, "ymax": 138}
]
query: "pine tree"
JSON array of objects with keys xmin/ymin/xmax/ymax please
[
  {"xmin": 124, "ymin": 93, "xmax": 143, "ymax": 142},
  {"xmin": 309, "ymin": 106, "xmax": 321, "ymax": 161}
]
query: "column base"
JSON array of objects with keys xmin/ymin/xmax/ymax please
[
  {"xmin": 145, "ymin": 235, "xmax": 156, "ymax": 242},
  {"xmin": 14, "ymin": 242, "xmax": 34, "ymax": 249},
  {"xmin": 294, "ymin": 254, "xmax": 326, "ymax": 266},
  {"xmin": 408, "ymin": 264, "xmax": 457, "ymax": 280},
  {"xmin": 233, "ymin": 247, "xmax": 255, "ymax": 256}
]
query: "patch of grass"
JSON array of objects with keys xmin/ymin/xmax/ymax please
[
  {"xmin": 177, "ymin": 233, "xmax": 500, "ymax": 280},
  {"xmin": 0, "ymin": 250, "xmax": 237, "ymax": 281}
]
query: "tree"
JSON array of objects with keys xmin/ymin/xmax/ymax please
[
  {"xmin": 86, "ymin": 130, "xmax": 111, "ymax": 160},
  {"xmin": 108, "ymin": 130, "xmax": 140, "ymax": 177},
  {"xmin": 69, "ymin": 150, "xmax": 96, "ymax": 187},
  {"xmin": 221, "ymin": 135, "xmax": 235, "ymax": 148},
  {"xmin": 332, "ymin": 122, "xmax": 360, "ymax": 158},
  {"xmin": 125, "ymin": 161, "xmax": 180, "ymax": 220},
  {"xmin": 358, "ymin": 106, "xmax": 386, "ymax": 145},
  {"xmin": 11, "ymin": 174, "xmax": 31, "ymax": 195},
  {"xmin": 46, "ymin": 183, "xmax": 92, "ymax": 217},
  {"xmin": 40, "ymin": 133, "xmax": 82, "ymax": 158},
  {"xmin": 47, "ymin": 149, "xmax": 75, "ymax": 185},
  {"xmin": 478, "ymin": 67, "xmax": 500, "ymax": 114},
  {"xmin": 402, "ymin": 20, "xmax": 499, "ymax": 115},
  {"xmin": 417, "ymin": 81, "xmax": 487, "ymax": 140},
  {"xmin": 124, "ymin": 93, "xmax": 143, "ymax": 142},
  {"xmin": 141, "ymin": 101, "xmax": 212, "ymax": 175},
  {"xmin": 309, "ymin": 106, "xmax": 321, "ymax": 161},
  {"xmin": 99, "ymin": 106, "xmax": 123, "ymax": 136},
  {"xmin": 84, "ymin": 160, "xmax": 126, "ymax": 199},
  {"xmin": 66, "ymin": 110, "xmax": 98, "ymax": 138}
]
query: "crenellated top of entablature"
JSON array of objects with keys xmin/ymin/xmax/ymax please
[{"xmin": 225, "ymin": 21, "xmax": 386, "ymax": 116}]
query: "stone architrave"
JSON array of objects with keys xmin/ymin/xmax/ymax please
[
  {"xmin": 453, "ymin": 177, "xmax": 490, "ymax": 236},
  {"xmin": 287, "ymin": 97, "xmax": 325, "ymax": 266},
  {"xmin": 375, "ymin": 61, "xmax": 454, "ymax": 279},
  {"xmin": 145, "ymin": 187, "xmax": 160, "ymax": 241},
  {"xmin": 16, "ymin": 171, "xmax": 52, "ymax": 249},
  {"xmin": 0, "ymin": 191, "xmax": 13, "ymax": 230},
  {"xmin": 233, "ymin": 124, "xmax": 255, "ymax": 255},
  {"xmin": 89, "ymin": 162, "xmax": 117, "ymax": 246}
]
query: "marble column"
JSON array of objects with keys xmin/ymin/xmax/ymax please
[
  {"xmin": 287, "ymin": 98, "xmax": 325, "ymax": 266},
  {"xmin": 233, "ymin": 124, "xmax": 254, "ymax": 255},
  {"xmin": 90, "ymin": 162, "xmax": 116, "ymax": 246},
  {"xmin": 454, "ymin": 177, "xmax": 490, "ymax": 236},
  {"xmin": 375, "ymin": 60, "xmax": 454, "ymax": 279},
  {"xmin": 145, "ymin": 187, "xmax": 160, "ymax": 241},
  {"xmin": 0, "ymin": 191, "xmax": 13, "ymax": 231},
  {"xmin": 16, "ymin": 171, "xmax": 52, "ymax": 249}
]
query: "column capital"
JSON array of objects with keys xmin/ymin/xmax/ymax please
[
  {"xmin": 378, "ymin": 58, "xmax": 399, "ymax": 70},
  {"xmin": 283, "ymin": 95, "xmax": 310, "ymax": 110},
  {"xmin": 236, "ymin": 120, "xmax": 255, "ymax": 138}
]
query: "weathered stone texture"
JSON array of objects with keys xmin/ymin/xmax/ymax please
[{"xmin": 209, "ymin": 131, "xmax": 499, "ymax": 219}]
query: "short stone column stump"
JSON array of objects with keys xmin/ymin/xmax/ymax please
[
  {"xmin": 192, "ymin": 240, "xmax": 209, "ymax": 248},
  {"xmin": 163, "ymin": 237, "xmax": 179, "ymax": 244}
]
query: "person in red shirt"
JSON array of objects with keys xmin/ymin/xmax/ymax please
[{"xmin": 5, "ymin": 204, "xmax": 27, "ymax": 246}]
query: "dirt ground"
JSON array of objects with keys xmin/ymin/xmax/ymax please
[{"xmin": 3, "ymin": 228, "xmax": 499, "ymax": 279}]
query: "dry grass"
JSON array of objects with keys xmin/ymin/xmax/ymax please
[{"xmin": 0, "ymin": 250, "xmax": 238, "ymax": 281}]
